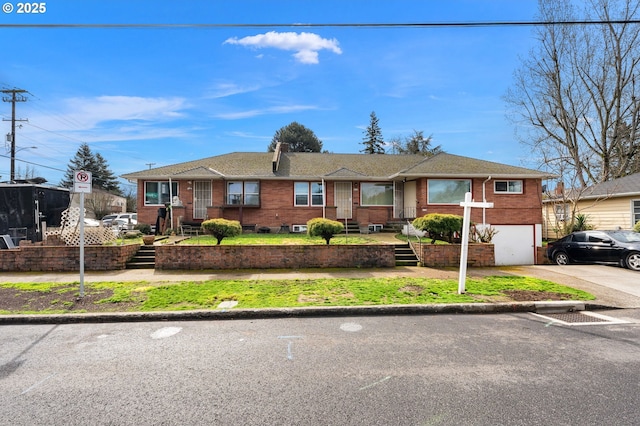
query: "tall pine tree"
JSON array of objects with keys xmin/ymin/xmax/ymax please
[
  {"xmin": 361, "ymin": 111, "xmax": 385, "ymax": 154},
  {"xmin": 60, "ymin": 143, "xmax": 122, "ymax": 195},
  {"xmin": 94, "ymin": 152, "xmax": 121, "ymax": 193}
]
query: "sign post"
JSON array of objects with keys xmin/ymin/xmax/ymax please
[
  {"xmin": 73, "ymin": 170, "xmax": 92, "ymax": 298},
  {"xmin": 458, "ymin": 192, "xmax": 493, "ymax": 294}
]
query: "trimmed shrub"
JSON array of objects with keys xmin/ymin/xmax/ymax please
[
  {"xmin": 634, "ymin": 221, "xmax": 640, "ymax": 233},
  {"xmin": 134, "ymin": 223, "xmax": 152, "ymax": 235},
  {"xmin": 201, "ymin": 218, "xmax": 242, "ymax": 245},
  {"xmin": 412, "ymin": 213, "xmax": 463, "ymax": 243},
  {"xmin": 307, "ymin": 218, "xmax": 344, "ymax": 245}
]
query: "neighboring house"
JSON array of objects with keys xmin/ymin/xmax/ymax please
[
  {"xmin": 543, "ymin": 172, "xmax": 640, "ymax": 239},
  {"xmin": 69, "ymin": 187, "xmax": 127, "ymax": 219},
  {"xmin": 122, "ymin": 143, "xmax": 552, "ymax": 265}
]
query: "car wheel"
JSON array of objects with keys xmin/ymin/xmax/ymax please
[
  {"xmin": 553, "ymin": 251, "xmax": 570, "ymax": 265},
  {"xmin": 625, "ymin": 252, "xmax": 640, "ymax": 271}
]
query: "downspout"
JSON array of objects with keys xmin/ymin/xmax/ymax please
[
  {"xmin": 322, "ymin": 178, "xmax": 326, "ymax": 219},
  {"xmin": 482, "ymin": 176, "xmax": 492, "ymax": 225},
  {"xmin": 169, "ymin": 177, "xmax": 174, "ymax": 230}
]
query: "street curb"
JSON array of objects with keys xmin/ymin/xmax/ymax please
[{"xmin": 0, "ymin": 301, "xmax": 596, "ymax": 325}]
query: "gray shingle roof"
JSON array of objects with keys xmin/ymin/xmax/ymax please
[
  {"xmin": 121, "ymin": 151, "xmax": 551, "ymax": 181},
  {"xmin": 580, "ymin": 172, "xmax": 640, "ymax": 199}
]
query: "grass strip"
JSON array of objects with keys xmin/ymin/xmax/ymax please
[{"xmin": 0, "ymin": 276, "xmax": 595, "ymax": 315}]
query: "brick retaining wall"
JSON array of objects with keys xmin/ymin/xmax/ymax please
[
  {"xmin": 155, "ymin": 244, "xmax": 396, "ymax": 270},
  {"xmin": 419, "ymin": 243, "xmax": 495, "ymax": 267},
  {"xmin": 1, "ymin": 243, "xmax": 499, "ymax": 271},
  {"xmin": 0, "ymin": 244, "xmax": 139, "ymax": 272}
]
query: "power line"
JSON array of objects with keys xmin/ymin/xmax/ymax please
[
  {"xmin": 0, "ymin": 153, "xmax": 66, "ymax": 173},
  {"xmin": 0, "ymin": 20, "xmax": 640, "ymax": 29}
]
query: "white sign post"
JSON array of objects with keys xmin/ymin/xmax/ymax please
[
  {"xmin": 73, "ymin": 170, "xmax": 92, "ymax": 298},
  {"xmin": 458, "ymin": 192, "xmax": 493, "ymax": 294}
]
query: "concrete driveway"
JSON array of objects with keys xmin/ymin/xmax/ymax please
[{"xmin": 503, "ymin": 264, "xmax": 640, "ymax": 308}]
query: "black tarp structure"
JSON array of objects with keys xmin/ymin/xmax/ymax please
[{"xmin": 0, "ymin": 183, "xmax": 70, "ymax": 244}]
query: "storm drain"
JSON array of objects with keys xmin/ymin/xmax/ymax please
[{"xmin": 531, "ymin": 311, "xmax": 630, "ymax": 326}]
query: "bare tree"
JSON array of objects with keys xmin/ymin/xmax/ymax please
[
  {"xmin": 388, "ymin": 130, "xmax": 443, "ymax": 156},
  {"xmin": 505, "ymin": 0, "xmax": 640, "ymax": 189},
  {"xmin": 85, "ymin": 190, "xmax": 116, "ymax": 220}
]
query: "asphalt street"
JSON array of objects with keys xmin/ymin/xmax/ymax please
[{"xmin": 2, "ymin": 312, "xmax": 640, "ymax": 425}]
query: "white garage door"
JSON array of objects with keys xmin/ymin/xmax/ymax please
[{"xmin": 491, "ymin": 225, "xmax": 536, "ymax": 265}]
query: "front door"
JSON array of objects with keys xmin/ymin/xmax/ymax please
[
  {"xmin": 193, "ymin": 181, "xmax": 211, "ymax": 219},
  {"xmin": 403, "ymin": 181, "xmax": 417, "ymax": 219},
  {"xmin": 335, "ymin": 182, "xmax": 352, "ymax": 219}
]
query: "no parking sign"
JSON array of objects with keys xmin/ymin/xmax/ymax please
[{"xmin": 73, "ymin": 170, "xmax": 92, "ymax": 193}]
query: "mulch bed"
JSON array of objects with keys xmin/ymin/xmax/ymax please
[{"xmin": 0, "ymin": 287, "xmax": 132, "ymax": 313}]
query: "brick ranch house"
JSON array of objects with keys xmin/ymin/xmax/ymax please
[{"xmin": 122, "ymin": 143, "xmax": 552, "ymax": 265}]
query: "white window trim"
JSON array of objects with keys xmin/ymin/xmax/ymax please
[
  {"xmin": 294, "ymin": 182, "xmax": 324, "ymax": 207},
  {"xmin": 226, "ymin": 181, "xmax": 259, "ymax": 206},
  {"xmin": 494, "ymin": 180, "xmax": 523, "ymax": 194},
  {"xmin": 144, "ymin": 181, "xmax": 178, "ymax": 206},
  {"xmin": 632, "ymin": 199, "xmax": 640, "ymax": 227},
  {"xmin": 427, "ymin": 179, "xmax": 471, "ymax": 205},
  {"xmin": 360, "ymin": 182, "xmax": 394, "ymax": 207}
]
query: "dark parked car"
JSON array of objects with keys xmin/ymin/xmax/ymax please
[{"xmin": 546, "ymin": 230, "xmax": 640, "ymax": 271}]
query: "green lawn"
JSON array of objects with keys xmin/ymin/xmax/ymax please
[{"xmin": 0, "ymin": 276, "xmax": 595, "ymax": 315}]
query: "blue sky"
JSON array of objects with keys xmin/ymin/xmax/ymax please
[{"xmin": 0, "ymin": 0, "xmax": 541, "ymax": 188}]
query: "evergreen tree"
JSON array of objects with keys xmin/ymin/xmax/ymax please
[
  {"xmin": 60, "ymin": 143, "xmax": 122, "ymax": 195},
  {"xmin": 267, "ymin": 122, "xmax": 323, "ymax": 152},
  {"xmin": 361, "ymin": 111, "xmax": 385, "ymax": 154},
  {"xmin": 94, "ymin": 153, "xmax": 121, "ymax": 194}
]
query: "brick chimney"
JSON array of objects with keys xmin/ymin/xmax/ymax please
[{"xmin": 272, "ymin": 142, "xmax": 289, "ymax": 173}]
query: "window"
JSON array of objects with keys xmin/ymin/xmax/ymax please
[
  {"xmin": 494, "ymin": 180, "xmax": 522, "ymax": 194},
  {"xmin": 554, "ymin": 204, "xmax": 569, "ymax": 221},
  {"xmin": 294, "ymin": 182, "xmax": 324, "ymax": 206},
  {"xmin": 361, "ymin": 183, "xmax": 393, "ymax": 206},
  {"xmin": 144, "ymin": 181, "xmax": 178, "ymax": 205},
  {"xmin": 587, "ymin": 232, "xmax": 609, "ymax": 243},
  {"xmin": 427, "ymin": 179, "xmax": 471, "ymax": 204},
  {"xmin": 226, "ymin": 181, "xmax": 259, "ymax": 205},
  {"xmin": 633, "ymin": 200, "xmax": 640, "ymax": 226}
]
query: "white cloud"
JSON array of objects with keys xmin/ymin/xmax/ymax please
[
  {"xmin": 64, "ymin": 95, "xmax": 187, "ymax": 127},
  {"xmin": 18, "ymin": 95, "xmax": 192, "ymax": 170},
  {"xmin": 216, "ymin": 104, "xmax": 319, "ymax": 120},
  {"xmin": 224, "ymin": 31, "xmax": 342, "ymax": 64},
  {"xmin": 207, "ymin": 82, "xmax": 261, "ymax": 99}
]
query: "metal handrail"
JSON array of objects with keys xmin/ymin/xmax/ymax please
[{"xmin": 405, "ymin": 220, "xmax": 422, "ymax": 265}]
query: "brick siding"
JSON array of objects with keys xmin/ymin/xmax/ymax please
[{"xmin": 135, "ymin": 177, "xmax": 544, "ymax": 231}]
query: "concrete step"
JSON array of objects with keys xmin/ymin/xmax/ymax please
[
  {"xmin": 126, "ymin": 262, "xmax": 155, "ymax": 269},
  {"xmin": 394, "ymin": 243, "xmax": 419, "ymax": 266},
  {"xmin": 126, "ymin": 245, "xmax": 156, "ymax": 269}
]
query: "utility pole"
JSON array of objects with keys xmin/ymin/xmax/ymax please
[{"xmin": 2, "ymin": 89, "xmax": 28, "ymax": 183}]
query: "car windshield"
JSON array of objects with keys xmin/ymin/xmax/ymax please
[{"xmin": 608, "ymin": 231, "xmax": 640, "ymax": 243}]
